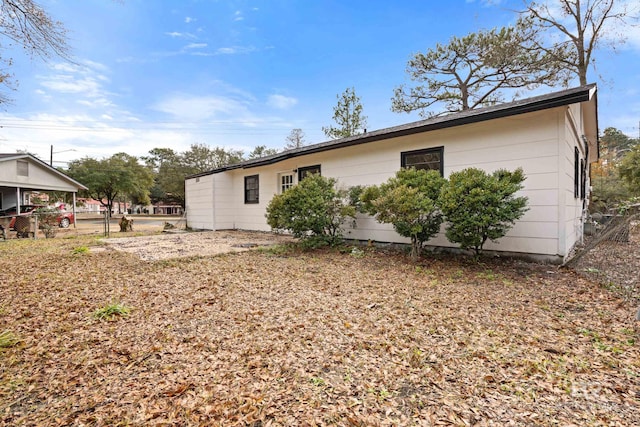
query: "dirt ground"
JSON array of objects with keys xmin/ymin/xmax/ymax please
[{"xmin": 100, "ymin": 230, "xmax": 294, "ymax": 261}]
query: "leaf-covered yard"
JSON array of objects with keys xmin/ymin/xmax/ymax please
[{"xmin": 1, "ymin": 233, "xmax": 639, "ymax": 426}]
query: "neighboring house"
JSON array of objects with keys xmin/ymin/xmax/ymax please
[
  {"xmin": 153, "ymin": 203, "xmax": 184, "ymax": 215},
  {"xmin": 185, "ymin": 84, "xmax": 598, "ymax": 263},
  {"xmin": 0, "ymin": 153, "xmax": 87, "ymax": 217},
  {"xmin": 76, "ymin": 198, "xmax": 105, "ymax": 214}
]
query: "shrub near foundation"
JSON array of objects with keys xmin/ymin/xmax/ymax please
[
  {"xmin": 266, "ymin": 174, "xmax": 355, "ymax": 247},
  {"xmin": 439, "ymin": 167, "xmax": 528, "ymax": 255}
]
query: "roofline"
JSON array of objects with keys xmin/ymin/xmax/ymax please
[
  {"xmin": 186, "ymin": 83, "xmax": 598, "ymax": 179},
  {"xmin": 0, "ymin": 153, "xmax": 89, "ymax": 190}
]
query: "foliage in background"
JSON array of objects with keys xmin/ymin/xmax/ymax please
[
  {"xmin": 392, "ymin": 21, "xmax": 570, "ymax": 117},
  {"xmin": 591, "ymin": 127, "xmax": 640, "ymax": 212},
  {"xmin": 439, "ymin": 167, "xmax": 528, "ymax": 255},
  {"xmin": 67, "ymin": 153, "xmax": 154, "ymax": 215},
  {"xmin": 285, "ymin": 128, "xmax": 306, "ymax": 150},
  {"xmin": 361, "ymin": 168, "xmax": 446, "ymax": 261},
  {"xmin": 248, "ymin": 145, "xmax": 279, "ymax": 159},
  {"xmin": 322, "ymin": 87, "xmax": 368, "ymax": 139},
  {"xmin": 266, "ymin": 174, "xmax": 355, "ymax": 246},
  {"xmin": 619, "ymin": 145, "xmax": 640, "ymax": 194},
  {"xmin": 143, "ymin": 144, "xmax": 244, "ymax": 207}
]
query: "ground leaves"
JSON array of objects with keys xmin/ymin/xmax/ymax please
[{"xmin": 0, "ymin": 233, "xmax": 639, "ymax": 426}]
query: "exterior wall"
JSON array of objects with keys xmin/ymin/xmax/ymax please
[
  {"xmin": 185, "ymin": 174, "xmax": 215, "ymax": 230},
  {"xmin": 559, "ymin": 104, "xmax": 590, "ymax": 257},
  {"xmin": 213, "ymin": 172, "xmax": 235, "ymax": 230},
  {"xmin": 186, "ymin": 105, "xmax": 591, "ymax": 259},
  {"xmin": 0, "ymin": 158, "xmax": 79, "ymax": 192}
]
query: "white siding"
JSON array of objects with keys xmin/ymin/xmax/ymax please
[
  {"xmin": 0, "ymin": 159, "xmax": 80, "ymax": 192},
  {"xmin": 213, "ymin": 173, "xmax": 235, "ymax": 229},
  {"xmin": 185, "ymin": 175, "xmax": 215, "ymax": 230},
  {"xmin": 186, "ymin": 103, "xmax": 595, "ymax": 260}
]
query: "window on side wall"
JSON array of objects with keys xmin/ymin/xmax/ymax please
[
  {"xmin": 298, "ymin": 165, "xmax": 321, "ymax": 182},
  {"xmin": 574, "ymin": 147, "xmax": 579, "ymax": 199},
  {"xmin": 580, "ymin": 159, "xmax": 586, "ymax": 200},
  {"xmin": 244, "ymin": 175, "xmax": 259, "ymax": 204},
  {"xmin": 401, "ymin": 147, "xmax": 444, "ymax": 175},
  {"xmin": 17, "ymin": 160, "xmax": 29, "ymax": 177}
]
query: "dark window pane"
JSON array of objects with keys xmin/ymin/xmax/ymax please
[
  {"xmin": 401, "ymin": 147, "xmax": 443, "ymax": 175},
  {"xmin": 244, "ymin": 175, "xmax": 259, "ymax": 204},
  {"xmin": 298, "ymin": 165, "xmax": 321, "ymax": 181}
]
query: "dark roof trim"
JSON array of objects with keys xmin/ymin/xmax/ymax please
[{"xmin": 187, "ymin": 84, "xmax": 597, "ymax": 179}]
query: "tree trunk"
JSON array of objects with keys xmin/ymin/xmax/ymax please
[{"xmin": 410, "ymin": 237, "xmax": 421, "ymax": 262}]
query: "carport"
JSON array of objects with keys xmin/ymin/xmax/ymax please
[{"xmin": 0, "ymin": 153, "xmax": 87, "ymax": 222}]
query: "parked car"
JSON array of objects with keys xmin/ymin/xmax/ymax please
[{"xmin": 3, "ymin": 205, "xmax": 75, "ymax": 229}]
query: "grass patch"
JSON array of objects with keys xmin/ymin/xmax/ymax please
[
  {"xmin": 257, "ymin": 243, "xmax": 298, "ymax": 257},
  {"xmin": 0, "ymin": 330, "xmax": 19, "ymax": 348},
  {"xmin": 93, "ymin": 303, "xmax": 130, "ymax": 321},
  {"xmin": 72, "ymin": 246, "xmax": 90, "ymax": 254}
]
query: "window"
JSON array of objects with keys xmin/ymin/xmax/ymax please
[
  {"xmin": 580, "ymin": 159, "xmax": 586, "ymax": 200},
  {"xmin": 280, "ymin": 173, "xmax": 294, "ymax": 193},
  {"xmin": 244, "ymin": 175, "xmax": 259, "ymax": 204},
  {"xmin": 574, "ymin": 147, "xmax": 579, "ymax": 199},
  {"xmin": 298, "ymin": 165, "xmax": 321, "ymax": 182},
  {"xmin": 17, "ymin": 160, "xmax": 29, "ymax": 177},
  {"xmin": 401, "ymin": 147, "xmax": 444, "ymax": 175}
]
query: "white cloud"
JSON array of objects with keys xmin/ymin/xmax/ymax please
[
  {"xmin": 185, "ymin": 16, "xmax": 195, "ymax": 23},
  {"xmin": 152, "ymin": 93, "xmax": 254, "ymax": 122},
  {"xmin": 37, "ymin": 61, "xmax": 112, "ymax": 103},
  {"xmin": 234, "ymin": 11, "xmax": 244, "ymax": 21},
  {"xmin": 214, "ymin": 46, "xmax": 257, "ymax": 55},
  {"xmin": 185, "ymin": 43, "xmax": 207, "ymax": 49},
  {"xmin": 267, "ymin": 94, "xmax": 298, "ymax": 110}
]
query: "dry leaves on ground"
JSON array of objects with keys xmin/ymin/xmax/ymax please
[{"xmin": 0, "ymin": 231, "xmax": 639, "ymax": 426}]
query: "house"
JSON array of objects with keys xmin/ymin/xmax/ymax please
[
  {"xmin": 0, "ymin": 153, "xmax": 87, "ymax": 218},
  {"xmin": 185, "ymin": 84, "xmax": 598, "ymax": 263}
]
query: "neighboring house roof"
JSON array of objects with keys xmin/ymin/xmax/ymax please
[
  {"xmin": 0, "ymin": 153, "xmax": 88, "ymax": 190},
  {"xmin": 187, "ymin": 83, "xmax": 598, "ymax": 179}
]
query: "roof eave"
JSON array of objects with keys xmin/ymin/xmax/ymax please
[{"xmin": 186, "ymin": 84, "xmax": 597, "ymax": 179}]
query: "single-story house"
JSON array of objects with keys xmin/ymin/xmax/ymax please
[
  {"xmin": 185, "ymin": 84, "xmax": 598, "ymax": 262},
  {"xmin": 0, "ymin": 153, "xmax": 87, "ymax": 219}
]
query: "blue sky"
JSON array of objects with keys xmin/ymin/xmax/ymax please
[{"xmin": 0, "ymin": 0, "xmax": 639, "ymax": 167}]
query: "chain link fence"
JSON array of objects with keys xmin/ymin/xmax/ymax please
[{"xmin": 566, "ymin": 206, "xmax": 640, "ymax": 304}]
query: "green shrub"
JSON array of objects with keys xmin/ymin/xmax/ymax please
[
  {"xmin": 266, "ymin": 174, "xmax": 355, "ymax": 245},
  {"xmin": 438, "ymin": 167, "xmax": 528, "ymax": 255},
  {"xmin": 362, "ymin": 168, "xmax": 446, "ymax": 261},
  {"xmin": 35, "ymin": 207, "xmax": 60, "ymax": 238}
]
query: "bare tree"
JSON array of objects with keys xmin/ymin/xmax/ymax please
[
  {"xmin": 0, "ymin": 0, "xmax": 69, "ymax": 102},
  {"xmin": 285, "ymin": 128, "xmax": 306, "ymax": 150},
  {"xmin": 521, "ymin": 0, "xmax": 637, "ymax": 85}
]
